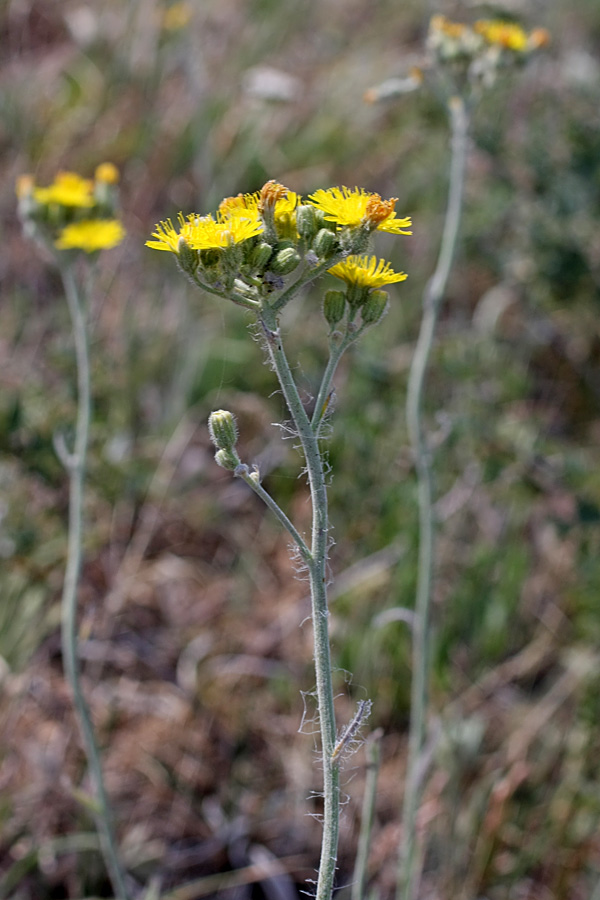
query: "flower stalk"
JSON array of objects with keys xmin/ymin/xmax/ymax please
[
  {"xmin": 59, "ymin": 264, "xmax": 130, "ymax": 900},
  {"xmin": 398, "ymin": 95, "xmax": 470, "ymax": 900}
]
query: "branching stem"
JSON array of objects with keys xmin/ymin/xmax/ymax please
[{"xmin": 260, "ymin": 304, "xmax": 340, "ymax": 900}]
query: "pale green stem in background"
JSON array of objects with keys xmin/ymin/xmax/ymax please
[
  {"xmin": 398, "ymin": 95, "xmax": 470, "ymax": 900},
  {"xmin": 58, "ymin": 265, "xmax": 130, "ymax": 900},
  {"xmin": 352, "ymin": 729, "xmax": 383, "ymax": 900},
  {"xmin": 260, "ymin": 305, "xmax": 340, "ymax": 900}
]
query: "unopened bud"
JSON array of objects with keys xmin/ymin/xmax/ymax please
[
  {"xmin": 214, "ymin": 448, "xmax": 240, "ymax": 470},
  {"xmin": 361, "ymin": 289, "xmax": 389, "ymax": 325},
  {"xmin": 208, "ymin": 409, "xmax": 238, "ymax": 451},
  {"xmin": 323, "ymin": 290, "xmax": 346, "ymax": 327},
  {"xmin": 269, "ymin": 246, "xmax": 301, "ymax": 275},
  {"xmin": 312, "ymin": 228, "xmax": 338, "ymax": 260},
  {"xmin": 251, "ymin": 241, "xmax": 274, "ymax": 271},
  {"xmin": 177, "ymin": 236, "xmax": 199, "ymax": 275},
  {"xmin": 295, "ymin": 204, "xmax": 318, "ymax": 241}
]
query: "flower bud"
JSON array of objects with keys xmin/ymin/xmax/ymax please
[
  {"xmin": 361, "ymin": 290, "xmax": 389, "ymax": 325},
  {"xmin": 312, "ymin": 228, "xmax": 338, "ymax": 260},
  {"xmin": 177, "ymin": 236, "xmax": 199, "ymax": 276},
  {"xmin": 214, "ymin": 448, "xmax": 240, "ymax": 470},
  {"xmin": 251, "ymin": 241, "xmax": 274, "ymax": 271},
  {"xmin": 208, "ymin": 409, "xmax": 238, "ymax": 451},
  {"xmin": 323, "ymin": 290, "xmax": 346, "ymax": 328},
  {"xmin": 295, "ymin": 204, "xmax": 318, "ymax": 241},
  {"xmin": 269, "ymin": 246, "xmax": 301, "ymax": 275}
]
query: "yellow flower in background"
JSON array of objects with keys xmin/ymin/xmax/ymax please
[
  {"xmin": 95, "ymin": 162, "xmax": 120, "ymax": 185},
  {"xmin": 329, "ymin": 255, "xmax": 407, "ymax": 289},
  {"xmin": 55, "ymin": 219, "xmax": 125, "ymax": 252},
  {"xmin": 430, "ymin": 14, "xmax": 468, "ymax": 39},
  {"xmin": 162, "ymin": 1, "xmax": 193, "ymax": 31},
  {"xmin": 34, "ymin": 171, "xmax": 95, "ymax": 207},
  {"xmin": 16, "ymin": 174, "xmax": 35, "ymax": 199},
  {"xmin": 474, "ymin": 19, "xmax": 528, "ymax": 52},
  {"xmin": 308, "ymin": 187, "xmax": 412, "ymax": 235}
]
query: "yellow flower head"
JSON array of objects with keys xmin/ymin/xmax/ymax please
[
  {"xmin": 146, "ymin": 208, "xmax": 263, "ymax": 254},
  {"xmin": 328, "ymin": 255, "xmax": 407, "ymax": 289},
  {"xmin": 308, "ymin": 187, "xmax": 412, "ymax": 235},
  {"xmin": 55, "ymin": 219, "xmax": 125, "ymax": 253},
  {"xmin": 146, "ymin": 216, "xmax": 184, "ymax": 252},
  {"xmin": 95, "ymin": 162, "xmax": 120, "ymax": 185},
  {"xmin": 474, "ymin": 19, "xmax": 528, "ymax": 52},
  {"xmin": 33, "ymin": 171, "xmax": 95, "ymax": 208},
  {"xmin": 185, "ymin": 212, "xmax": 263, "ymax": 249}
]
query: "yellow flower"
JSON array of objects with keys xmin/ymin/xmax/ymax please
[
  {"xmin": 146, "ymin": 209, "xmax": 263, "ymax": 254},
  {"xmin": 185, "ymin": 213, "xmax": 263, "ymax": 249},
  {"xmin": 308, "ymin": 187, "xmax": 412, "ymax": 235},
  {"xmin": 474, "ymin": 19, "xmax": 528, "ymax": 52},
  {"xmin": 55, "ymin": 219, "xmax": 125, "ymax": 252},
  {"xmin": 328, "ymin": 255, "xmax": 407, "ymax": 289},
  {"xmin": 34, "ymin": 171, "xmax": 95, "ymax": 208},
  {"xmin": 95, "ymin": 162, "xmax": 120, "ymax": 184},
  {"xmin": 146, "ymin": 216, "xmax": 185, "ymax": 252}
]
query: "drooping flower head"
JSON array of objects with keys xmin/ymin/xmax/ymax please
[{"xmin": 308, "ymin": 187, "xmax": 412, "ymax": 236}]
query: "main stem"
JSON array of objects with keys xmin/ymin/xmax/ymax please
[
  {"xmin": 398, "ymin": 96, "xmax": 470, "ymax": 900},
  {"xmin": 59, "ymin": 266, "xmax": 129, "ymax": 900},
  {"xmin": 260, "ymin": 306, "xmax": 339, "ymax": 900}
]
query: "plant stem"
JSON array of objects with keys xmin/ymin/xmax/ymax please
[
  {"xmin": 352, "ymin": 729, "xmax": 382, "ymax": 900},
  {"xmin": 234, "ymin": 463, "xmax": 312, "ymax": 563},
  {"xmin": 398, "ymin": 95, "xmax": 470, "ymax": 900},
  {"xmin": 59, "ymin": 264, "xmax": 130, "ymax": 900},
  {"xmin": 311, "ymin": 328, "xmax": 356, "ymax": 433},
  {"xmin": 260, "ymin": 305, "xmax": 340, "ymax": 900}
]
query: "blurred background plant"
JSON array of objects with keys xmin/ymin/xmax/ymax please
[{"xmin": 2, "ymin": 1, "xmax": 600, "ymax": 898}]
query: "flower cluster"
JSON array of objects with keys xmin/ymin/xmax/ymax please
[
  {"xmin": 146, "ymin": 180, "xmax": 411, "ymax": 324},
  {"xmin": 427, "ymin": 14, "xmax": 550, "ymax": 86},
  {"xmin": 16, "ymin": 164, "xmax": 125, "ymax": 254}
]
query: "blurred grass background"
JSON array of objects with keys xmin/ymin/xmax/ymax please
[{"xmin": 2, "ymin": 0, "xmax": 600, "ymax": 898}]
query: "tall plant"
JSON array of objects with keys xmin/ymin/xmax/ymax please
[
  {"xmin": 146, "ymin": 181, "xmax": 411, "ymax": 900},
  {"xmin": 17, "ymin": 167, "xmax": 129, "ymax": 900}
]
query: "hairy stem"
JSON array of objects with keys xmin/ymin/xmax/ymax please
[
  {"xmin": 398, "ymin": 95, "xmax": 470, "ymax": 900},
  {"xmin": 311, "ymin": 327, "xmax": 356, "ymax": 433},
  {"xmin": 260, "ymin": 305, "xmax": 339, "ymax": 900},
  {"xmin": 234, "ymin": 463, "xmax": 312, "ymax": 563},
  {"xmin": 59, "ymin": 265, "xmax": 130, "ymax": 900}
]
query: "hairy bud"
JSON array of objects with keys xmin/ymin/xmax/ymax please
[
  {"xmin": 208, "ymin": 409, "xmax": 238, "ymax": 451},
  {"xmin": 269, "ymin": 247, "xmax": 301, "ymax": 275},
  {"xmin": 323, "ymin": 290, "xmax": 346, "ymax": 328},
  {"xmin": 361, "ymin": 290, "xmax": 389, "ymax": 325}
]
